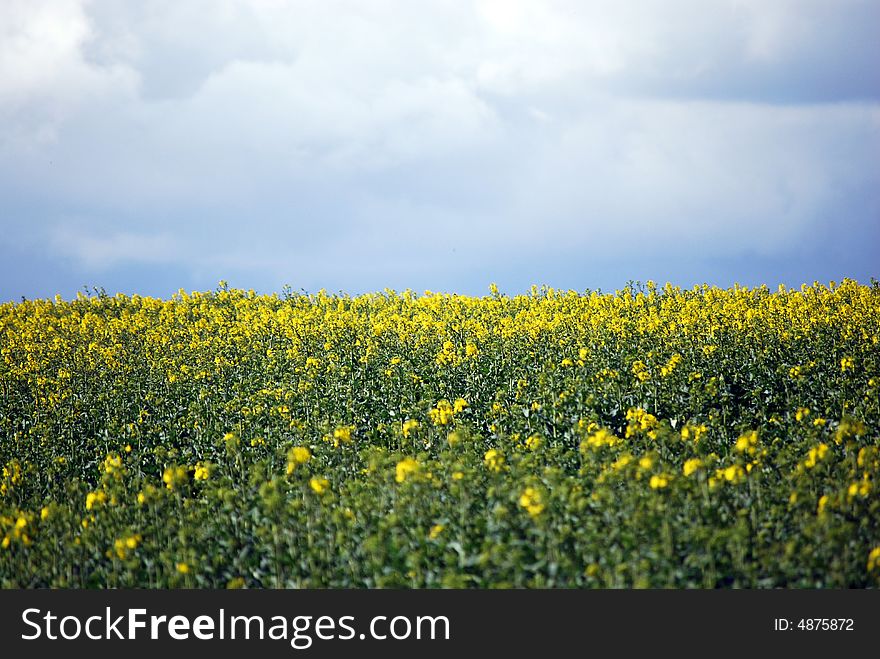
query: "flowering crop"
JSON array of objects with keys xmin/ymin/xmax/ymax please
[{"xmin": 0, "ymin": 280, "xmax": 878, "ymax": 587}]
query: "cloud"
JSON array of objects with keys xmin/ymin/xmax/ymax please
[
  {"xmin": 49, "ymin": 224, "xmax": 182, "ymax": 270},
  {"xmin": 0, "ymin": 0, "xmax": 878, "ymax": 300}
]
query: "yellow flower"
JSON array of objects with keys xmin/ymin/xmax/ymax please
[
  {"xmin": 162, "ymin": 465, "xmax": 188, "ymax": 491},
  {"xmin": 85, "ymin": 490, "xmax": 107, "ymax": 511},
  {"xmin": 803, "ymin": 443, "xmax": 829, "ymax": 469},
  {"xmin": 625, "ymin": 408, "xmax": 659, "ymax": 439},
  {"xmin": 711, "ymin": 465, "xmax": 746, "ymax": 489},
  {"xmin": 483, "ymin": 449, "xmax": 505, "ymax": 473},
  {"xmin": 638, "ymin": 456, "xmax": 654, "ymax": 471},
  {"xmin": 868, "ymin": 547, "xmax": 880, "ymax": 572},
  {"xmin": 846, "ymin": 473, "xmax": 872, "ymax": 499},
  {"xmin": 817, "ymin": 494, "xmax": 829, "ymax": 515},
  {"xmin": 395, "ymin": 457, "xmax": 421, "ymax": 483},
  {"xmin": 840, "ymin": 357, "xmax": 854, "ymax": 372},
  {"xmin": 428, "ymin": 524, "xmax": 444, "ymax": 540},
  {"xmin": 193, "ymin": 462, "xmax": 210, "ymax": 481},
  {"xmin": 632, "ymin": 361, "xmax": 651, "ymax": 383},
  {"xmin": 176, "ymin": 562, "xmax": 190, "ymax": 574},
  {"xmin": 286, "ymin": 446, "xmax": 311, "ymax": 474},
  {"xmin": 40, "ymin": 506, "xmax": 50, "ymax": 521},
  {"xmin": 834, "ymin": 419, "xmax": 866, "ymax": 445},
  {"xmin": 309, "ymin": 477, "xmax": 330, "ymax": 495},
  {"xmin": 735, "ymin": 430, "xmax": 759, "ymax": 455},
  {"xmin": 103, "ymin": 453, "xmax": 123, "ymax": 476},
  {"xmin": 683, "ymin": 458, "xmax": 703, "ymax": 477},
  {"xmin": 453, "ymin": 398, "xmax": 468, "ymax": 413},
  {"xmin": 524, "ymin": 435, "xmax": 542, "ymax": 451},
  {"xmin": 402, "ymin": 419, "xmax": 419, "ymax": 438},
  {"xmin": 223, "ymin": 432, "xmax": 240, "ymax": 452},
  {"xmin": 451, "ymin": 471, "xmax": 464, "ymax": 481},
  {"xmin": 795, "ymin": 407, "xmax": 810, "ymax": 422},
  {"xmin": 723, "ymin": 465, "xmax": 745, "ymax": 482},
  {"xmin": 611, "ymin": 454, "xmax": 632, "ymax": 471},
  {"xmin": 332, "ymin": 425, "xmax": 354, "ymax": 447},
  {"xmin": 581, "ymin": 428, "xmax": 621, "ymax": 452},
  {"xmin": 680, "ymin": 424, "xmax": 708, "ymax": 442},
  {"xmin": 649, "ymin": 475, "xmax": 669, "ymax": 489},
  {"xmin": 113, "ymin": 534, "xmax": 142, "ymax": 559},
  {"xmin": 428, "ymin": 400, "xmax": 455, "ymax": 426},
  {"xmin": 519, "ymin": 487, "xmax": 545, "ymax": 517}
]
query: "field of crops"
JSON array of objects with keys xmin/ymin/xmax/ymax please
[{"xmin": 1, "ymin": 280, "xmax": 878, "ymax": 588}]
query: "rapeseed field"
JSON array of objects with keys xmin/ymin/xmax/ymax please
[{"xmin": 1, "ymin": 280, "xmax": 878, "ymax": 587}]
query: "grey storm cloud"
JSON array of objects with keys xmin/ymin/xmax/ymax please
[{"xmin": 0, "ymin": 0, "xmax": 878, "ymax": 300}]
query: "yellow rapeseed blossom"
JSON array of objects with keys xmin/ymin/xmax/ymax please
[
  {"xmin": 625, "ymin": 408, "xmax": 659, "ymax": 439},
  {"xmin": 803, "ymin": 443, "xmax": 829, "ymax": 469},
  {"xmin": 710, "ymin": 465, "xmax": 746, "ymax": 489},
  {"xmin": 103, "ymin": 453, "xmax": 123, "ymax": 477},
  {"xmin": 735, "ymin": 430, "xmax": 759, "ymax": 456},
  {"xmin": 580, "ymin": 428, "xmax": 621, "ymax": 452},
  {"xmin": 223, "ymin": 432, "xmax": 240, "ymax": 453},
  {"xmin": 680, "ymin": 424, "xmax": 708, "ymax": 443},
  {"xmin": 85, "ymin": 490, "xmax": 107, "ymax": 511},
  {"xmin": 659, "ymin": 353, "xmax": 682, "ymax": 377},
  {"xmin": 683, "ymin": 458, "xmax": 703, "ymax": 477},
  {"xmin": 834, "ymin": 419, "xmax": 866, "ymax": 445},
  {"xmin": 402, "ymin": 419, "xmax": 419, "ymax": 438},
  {"xmin": 429, "ymin": 400, "xmax": 455, "ymax": 426},
  {"xmin": 1, "ymin": 461, "xmax": 23, "ymax": 497},
  {"xmin": 192, "ymin": 462, "xmax": 209, "ymax": 481},
  {"xmin": 309, "ymin": 477, "xmax": 330, "ymax": 495},
  {"xmin": 428, "ymin": 524, "xmax": 444, "ymax": 540},
  {"xmin": 395, "ymin": 457, "xmax": 421, "ymax": 483},
  {"xmin": 112, "ymin": 534, "xmax": 142, "ymax": 560},
  {"xmin": 519, "ymin": 487, "xmax": 545, "ymax": 517},
  {"xmin": 649, "ymin": 475, "xmax": 670, "ymax": 489},
  {"xmin": 631, "ymin": 361, "xmax": 651, "ymax": 383},
  {"xmin": 331, "ymin": 425, "xmax": 355, "ymax": 447},
  {"xmin": 846, "ymin": 473, "xmax": 872, "ymax": 500},
  {"xmin": 611, "ymin": 454, "xmax": 633, "ymax": 471},
  {"xmin": 286, "ymin": 446, "xmax": 311, "ymax": 475},
  {"xmin": 484, "ymin": 449, "xmax": 505, "ymax": 473},
  {"xmin": 162, "ymin": 465, "xmax": 188, "ymax": 491}
]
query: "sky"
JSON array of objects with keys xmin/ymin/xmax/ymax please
[{"xmin": 1, "ymin": 0, "xmax": 878, "ymax": 301}]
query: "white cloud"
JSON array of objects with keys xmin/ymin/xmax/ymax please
[
  {"xmin": 49, "ymin": 224, "xmax": 182, "ymax": 270},
  {"xmin": 1, "ymin": 1, "xmax": 878, "ymax": 296}
]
